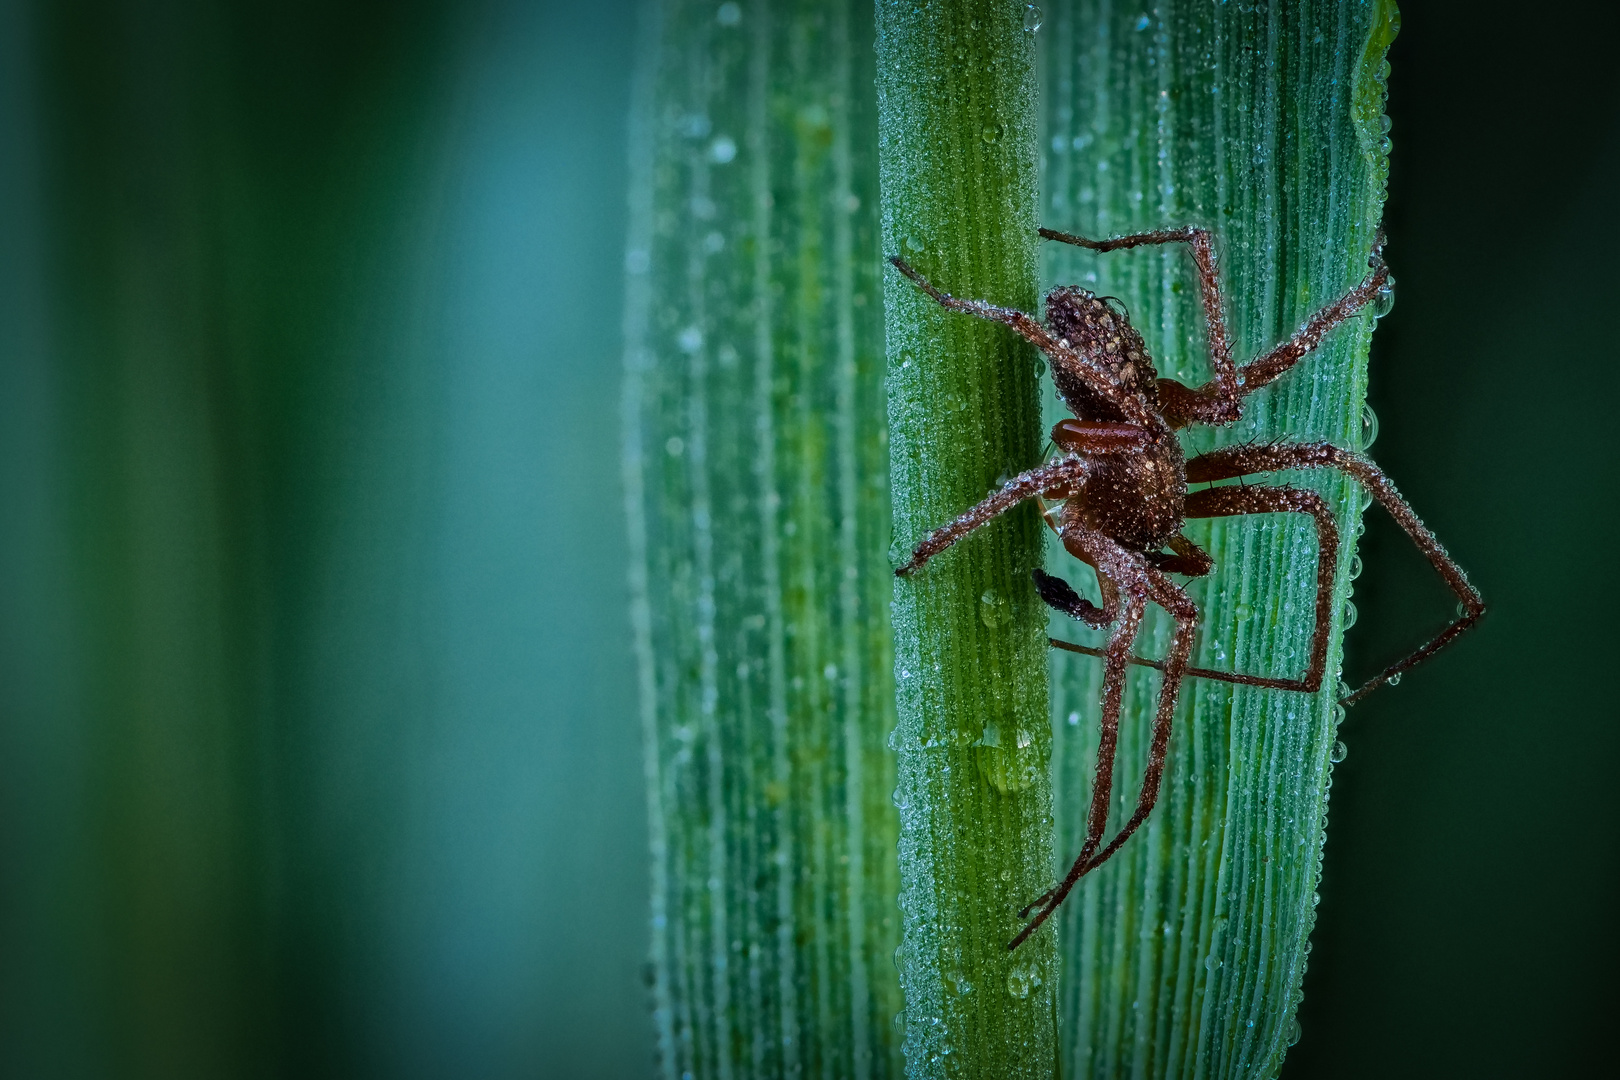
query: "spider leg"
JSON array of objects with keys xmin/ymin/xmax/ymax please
[
  {"xmin": 1160, "ymin": 236, "xmax": 1390, "ymax": 426},
  {"xmin": 1041, "ymin": 225, "xmax": 1240, "ymax": 415},
  {"xmin": 1147, "ymin": 534, "xmax": 1215, "ymax": 577},
  {"xmin": 1009, "ymin": 529, "xmax": 1144, "ymax": 947},
  {"xmin": 1180, "ymin": 483, "xmax": 1340, "ymax": 694},
  {"xmin": 1186, "ymin": 440, "xmax": 1483, "ymax": 704},
  {"xmin": 1011, "ymin": 555, "xmax": 1195, "ymax": 950},
  {"xmin": 1234, "ymin": 240, "xmax": 1390, "ymax": 395},
  {"xmin": 895, "ymin": 457, "xmax": 1085, "ymax": 576},
  {"xmin": 889, "ymin": 255, "xmax": 1062, "ymax": 350},
  {"xmin": 889, "ymin": 256, "xmax": 1156, "ymax": 427}
]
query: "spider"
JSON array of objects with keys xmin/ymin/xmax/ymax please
[{"xmin": 889, "ymin": 225, "xmax": 1484, "ymax": 951}]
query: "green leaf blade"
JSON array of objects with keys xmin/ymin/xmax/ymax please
[
  {"xmin": 877, "ymin": 2, "xmax": 1056, "ymax": 1075},
  {"xmin": 624, "ymin": 2, "xmax": 903, "ymax": 1076}
]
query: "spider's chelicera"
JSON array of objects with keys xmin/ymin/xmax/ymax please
[{"xmin": 889, "ymin": 226, "xmax": 1484, "ymax": 951}]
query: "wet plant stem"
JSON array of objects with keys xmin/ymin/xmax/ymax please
[{"xmin": 877, "ymin": 2, "xmax": 1057, "ymax": 1075}]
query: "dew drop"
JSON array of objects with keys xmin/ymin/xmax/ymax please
[
  {"xmin": 1387, "ymin": 671, "xmax": 1402, "ymax": 686},
  {"xmin": 1066, "ymin": 710, "xmax": 1080, "ymax": 727},
  {"xmin": 1204, "ymin": 954, "xmax": 1222, "ymax": 971},
  {"xmin": 1360, "ymin": 403, "xmax": 1379, "ymax": 449},
  {"xmin": 980, "ymin": 589, "xmax": 1012, "ymax": 628},
  {"xmin": 1348, "ymin": 553, "xmax": 1364, "ymax": 580},
  {"xmin": 1372, "ymin": 273, "xmax": 1396, "ymax": 319},
  {"xmin": 981, "ymin": 122, "xmax": 1005, "ymax": 145},
  {"xmin": 716, "ymin": 1, "xmax": 740, "ymax": 26},
  {"xmin": 1233, "ymin": 601, "xmax": 1254, "ymax": 621},
  {"xmin": 1341, "ymin": 600, "xmax": 1357, "ymax": 629},
  {"xmin": 1288, "ymin": 1019, "xmax": 1303, "ymax": 1047},
  {"xmin": 1311, "ymin": 891, "xmax": 1322, "ymax": 907},
  {"xmin": 1329, "ymin": 740, "xmax": 1348, "ymax": 764},
  {"xmin": 1022, "ymin": 4, "xmax": 1043, "ymax": 32},
  {"xmin": 1006, "ymin": 966, "xmax": 1032, "ymax": 998},
  {"xmin": 945, "ymin": 390, "xmax": 968, "ymax": 413},
  {"xmin": 708, "ymin": 135, "xmax": 737, "ymax": 164},
  {"xmin": 1134, "ymin": 13, "xmax": 1150, "ymax": 31}
]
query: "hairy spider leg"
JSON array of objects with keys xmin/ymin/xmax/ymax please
[
  {"xmin": 895, "ymin": 416, "xmax": 1166, "ymax": 576},
  {"xmin": 1179, "ymin": 483, "xmax": 1341, "ymax": 694},
  {"xmin": 1039, "ymin": 226, "xmax": 1389, "ymax": 429},
  {"xmin": 1012, "ymin": 487, "xmax": 1332, "ymax": 949},
  {"xmin": 893, "ymin": 458, "xmax": 1086, "ymax": 577},
  {"xmin": 1186, "ymin": 441, "xmax": 1484, "ymax": 704},
  {"xmin": 1010, "ymin": 540, "xmax": 1198, "ymax": 950},
  {"xmin": 888, "ymin": 256, "xmax": 1158, "ymax": 428}
]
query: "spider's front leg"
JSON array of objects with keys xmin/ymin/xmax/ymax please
[{"xmin": 894, "ymin": 457, "xmax": 1085, "ymax": 576}]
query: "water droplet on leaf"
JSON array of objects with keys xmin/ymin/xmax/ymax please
[
  {"xmin": 1372, "ymin": 273, "xmax": 1396, "ymax": 319},
  {"xmin": 980, "ymin": 589, "xmax": 1011, "ymax": 628}
]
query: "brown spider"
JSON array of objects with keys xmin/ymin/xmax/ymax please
[{"xmin": 889, "ymin": 226, "xmax": 1484, "ymax": 951}]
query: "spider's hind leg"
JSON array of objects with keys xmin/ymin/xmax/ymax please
[{"xmin": 1012, "ymin": 560, "xmax": 1198, "ymax": 950}]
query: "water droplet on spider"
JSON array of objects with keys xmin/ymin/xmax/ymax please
[
  {"xmin": 715, "ymin": 1, "xmax": 741, "ymax": 26},
  {"xmin": 1233, "ymin": 601, "xmax": 1254, "ymax": 621},
  {"xmin": 1348, "ymin": 553, "xmax": 1364, "ymax": 580},
  {"xmin": 981, "ymin": 122, "xmax": 1005, "ymax": 145},
  {"xmin": 1372, "ymin": 273, "xmax": 1396, "ymax": 319},
  {"xmin": 1341, "ymin": 600, "xmax": 1358, "ymax": 629},
  {"xmin": 1330, "ymin": 739, "xmax": 1348, "ymax": 764},
  {"xmin": 980, "ymin": 589, "xmax": 1012, "ymax": 628},
  {"xmin": 1022, "ymin": 4, "xmax": 1042, "ymax": 32},
  {"xmin": 1333, "ymin": 703, "xmax": 1347, "ymax": 726},
  {"xmin": 1386, "ymin": 671, "xmax": 1402, "ymax": 686},
  {"xmin": 1288, "ymin": 1019, "xmax": 1303, "ymax": 1047},
  {"xmin": 1312, "ymin": 891, "xmax": 1322, "ymax": 907},
  {"xmin": 1360, "ymin": 403, "xmax": 1379, "ymax": 448},
  {"xmin": 944, "ymin": 390, "xmax": 968, "ymax": 413},
  {"xmin": 1204, "ymin": 953, "xmax": 1222, "ymax": 971}
]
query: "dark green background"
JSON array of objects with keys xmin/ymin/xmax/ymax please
[{"xmin": 0, "ymin": 1, "xmax": 1612, "ymax": 1076}]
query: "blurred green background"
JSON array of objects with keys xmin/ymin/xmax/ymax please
[{"xmin": 0, "ymin": 1, "xmax": 1613, "ymax": 1078}]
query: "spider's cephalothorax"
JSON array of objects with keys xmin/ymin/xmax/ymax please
[{"xmin": 889, "ymin": 226, "xmax": 1484, "ymax": 951}]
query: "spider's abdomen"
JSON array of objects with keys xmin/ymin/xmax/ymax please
[{"xmin": 1075, "ymin": 431, "xmax": 1187, "ymax": 552}]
